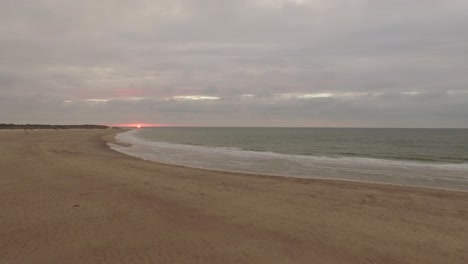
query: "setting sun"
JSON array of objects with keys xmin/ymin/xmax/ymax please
[{"xmin": 137, "ymin": 124, "xmax": 141, "ymax": 128}]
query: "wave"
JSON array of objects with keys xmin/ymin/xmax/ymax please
[
  {"xmin": 113, "ymin": 130, "xmax": 468, "ymax": 170},
  {"xmin": 109, "ymin": 130, "xmax": 468, "ymax": 192}
]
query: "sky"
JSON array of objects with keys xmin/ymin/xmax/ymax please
[{"xmin": 1, "ymin": 0, "xmax": 467, "ymax": 127}]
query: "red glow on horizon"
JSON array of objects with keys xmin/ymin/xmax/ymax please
[
  {"xmin": 113, "ymin": 88, "xmax": 147, "ymax": 98},
  {"xmin": 111, "ymin": 123, "xmax": 182, "ymax": 128}
]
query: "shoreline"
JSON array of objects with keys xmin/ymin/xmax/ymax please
[
  {"xmin": 1, "ymin": 129, "xmax": 467, "ymax": 263},
  {"xmin": 110, "ymin": 129, "xmax": 468, "ymax": 193},
  {"xmin": 111, "ymin": 142, "xmax": 468, "ymax": 194}
]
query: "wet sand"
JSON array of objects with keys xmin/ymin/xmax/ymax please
[{"xmin": 1, "ymin": 129, "xmax": 467, "ymax": 263}]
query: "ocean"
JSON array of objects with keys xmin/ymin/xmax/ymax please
[{"xmin": 110, "ymin": 128, "xmax": 468, "ymax": 191}]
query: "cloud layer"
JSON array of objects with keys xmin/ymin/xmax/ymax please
[{"xmin": 1, "ymin": 0, "xmax": 467, "ymax": 127}]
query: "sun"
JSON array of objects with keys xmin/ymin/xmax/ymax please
[{"xmin": 137, "ymin": 124, "xmax": 142, "ymax": 128}]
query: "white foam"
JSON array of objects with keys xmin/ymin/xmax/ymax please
[{"xmin": 109, "ymin": 130, "xmax": 468, "ymax": 191}]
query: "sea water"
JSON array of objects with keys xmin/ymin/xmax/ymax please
[{"xmin": 109, "ymin": 128, "xmax": 468, "ymax": 191}]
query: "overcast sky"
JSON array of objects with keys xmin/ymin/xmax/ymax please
[{"xmin": 1, "ymin": 0, "xmax": 467, "ymax": 127}]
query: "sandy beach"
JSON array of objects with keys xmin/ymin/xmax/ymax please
[{"xmin": 1, "ymin": 129, "xmax": 467, "ymax": 264}]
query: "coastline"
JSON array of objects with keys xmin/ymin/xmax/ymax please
[
  {"xmin": 110, "ymin": 129, "xmax": 468, "ymax": 193},
  {"xmin": 1, "ymin": 129, "xmax": 467, "ymax": 263}
]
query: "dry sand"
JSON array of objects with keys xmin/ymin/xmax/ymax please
[{"xmin": 0, "ymin": 129, "xmax": 467, "ymax": 263}]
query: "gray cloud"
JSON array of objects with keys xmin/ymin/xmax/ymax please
[{"xmin": 1, "ymin": 0, "xmax": 467, "ymax": 127}]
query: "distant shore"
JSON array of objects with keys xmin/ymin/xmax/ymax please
[
  {"xmin": 1, "ymin": 129, "xmax": 467, "ymax": 263},
  {"xmin": 0, "ymin": 123, "xmax": 112, "ymax": 130}
]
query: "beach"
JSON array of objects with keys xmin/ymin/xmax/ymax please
[{"xmin": 1, "ymin": 129, "xmax": 467, "ymax": 263}]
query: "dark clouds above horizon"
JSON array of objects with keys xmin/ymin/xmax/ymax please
[{"xmin": 1, "ymin": 0, "xmax": 467, "ymax": 127}]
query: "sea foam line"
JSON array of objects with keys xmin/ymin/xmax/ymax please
[
  {"xmin": 109, "ymin": 130, "xmax": 468, "ymax": 192},
  {"xmin": 112, "ymin": 129, "xmax": 468, "ymax": 171}
]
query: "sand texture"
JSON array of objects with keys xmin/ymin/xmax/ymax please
[{"xmin": 1, "ymin": 130, "xmax": 467, "ymax": 263}]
